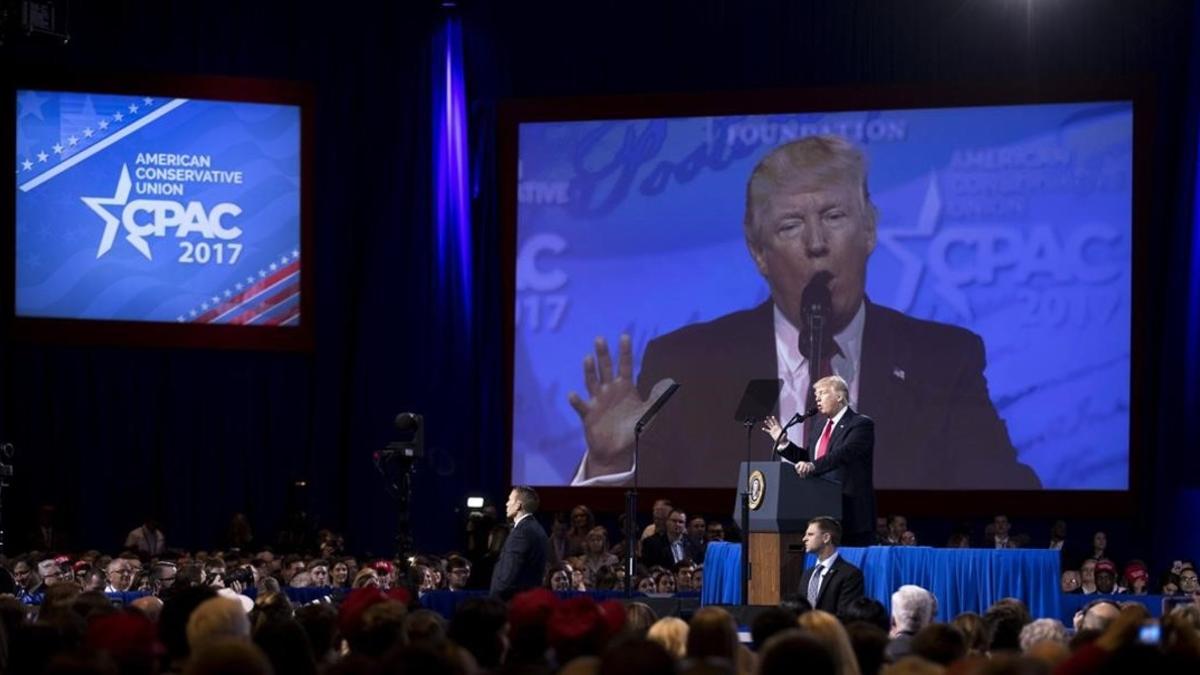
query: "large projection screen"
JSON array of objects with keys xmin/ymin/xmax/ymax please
[{"xmin": 510, "ymin": 97, "xmax": 1133, "ymax": 493}]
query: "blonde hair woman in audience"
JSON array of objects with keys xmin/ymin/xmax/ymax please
[
  {"xmin": 799, "ymin": 609, "xmax": 862, "ymax": 675},
  {"xmin": 647, "ymin": 617, "xmax": 689, "ymax": 659}
]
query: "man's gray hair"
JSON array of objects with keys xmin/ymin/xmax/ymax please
[
  {"xmin": 891, "ymin": 584, "xmax": 936, "ymax": 633},
  {"xmin": 1019, "ymin": 618, "xmax": 1068, "ymax": 652},
  {"xmin": 814, "ymin": 375, "xmax": 850, "ymax": 403}
]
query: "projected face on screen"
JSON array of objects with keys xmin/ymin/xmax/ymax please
[
  {"xmin": 512, "ymin": 102, "xmax": 1132, "ymax": 491},
  {"xmin": 14, "ymin": 89, "xmax": 302, "ymax": 327}
]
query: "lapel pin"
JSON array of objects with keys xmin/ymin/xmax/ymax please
[{"xmin": 893, "ymin": 367, "xmax": 906, "ymax": 381}]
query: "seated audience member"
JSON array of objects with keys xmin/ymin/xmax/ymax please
[
  {"xmin": 705, "ymin": 520, "xmax": 725, "ymax": 545},
  {"xmin": 844, "ymin": 622, "xmax": 888, "ymax": 675},
  {"xmin": 565, "ymin": 504, "xmax": 597, "ymax": 558},
  {"xmin": 1093, "ymin": 559, "xmax": 1123, "ymax": 594},
  {"xmin": 104, "ymin": 558, "xmax": 135, "ymax": 593},
  {"xmin": 187, "ymin": 597, "xmax": 251, "ymax": 652},
  {"xmin": 306, "ymin": 560, "xmax": 330, "ymax": 588},
  {"xmin": 1074, "ymin": 598, "xmax": 1121, "ymax": 632},
  {"xmin": 984, "ymin": 598, "xmax": 1031, "ymax": 653},
  {"xmin": 1079, "ymin": 558, "xmax": 1099, "ymax": 594},
  {"xmin": 673, "ymin": 560, "xmax": 697, "ymax": 592},
  {"xmin": 579, "ymin": 526, "xmax": 620, "ymax": 578},
  {"xmin": 798, "ymin": 609, "xmax": 860, "ymax": 675},
  {"xmin": 1061, "ymin": 570, "xmax": 1082, "ymax": 594},
  {"xmin": 635, "ymin": 575, "xmax": 657, "ymax": 594},
  {"xmin": 946, "ymin": 532, "xmax": 971, "ymax": 548},
  {"xmin": 293, "ymin": 603, "xmax": 339, "ymax": 667},
  {"xmin": 593, "ymin": 564, "xmax": 619, "ymax": 591},
  {"xmin": 1122, "ymin": 561, "xmax": 1150, "ymax": 595},
  {"xmin": 899, "ymin": 531, "xmax": 918, "ymax": 546},
  {"xmin": 330, "ymin": 559, "xmax": 351, "ymax": 588},
  {"xmin": 182, "ymin": 638, "xmax": 273, "ymax": 675},
  {"xmin": 1018, "ymin": 617, "xmax": 1069, "ymax": 667},
  {"xmin": 883, "ymin": 515, "xmax": 907, "ymax": 545},
  {"xmin": 444, "ymin": 555, "xmax": 471, "ymax": 591},
  {"xmin": 1019, "ymin": 618, "xmax": 1068, "ymax": 652},
  {"xmin": 647, "ymin": 617, "xmax": 689, "ymax": 660},
  {"xmin": 1178, "ymin": 567, "xmax": 1200, "ymax": 594},
  {"xmin": 886, "ymin": 585, "xmax": 936, "ymax": 661},
  {"xmin": 1048, "ymin": 519, "xmax": 1068, "ymax": 550},
  {"xmin": 599, "ymin": 638, "xmax": 676, "ymax": 675},
  {"xmin": 911, "ymin": 623, "xmax": 967, "ymax": 666},
  {"xmin": 686, "ymin": 606, "xmax": 740, "ymax": 664},
  {"xmin": 687, "ymin": 516, "xmax": 708, "ymax": 554},
  {"xmin": 757, "ymin": 629, "xmax": 837, "ymax": 675},
  {"xmin": 951, "ymin": 612, "xmax": 991, "ymax": 657},
  {"xmin": 544, "ymin": 563, "xmax": 574, "ymax": 592},
  {"xmin": 1090, "ymin": 530, "xmax": 1109, "ymax": 560},
  {"xmin": 624, "ymin": 601, "xmax": 659, "ymax": 637},
  {"xmin": 652, "ymin": 568, "xmax": 676, "ymax": 594},
  {"xmin": 752, "ymin": 607, "xmax": 802, "ymax": 650},
  {"xmin": 841, "ymin": 597, "xmax": 890, "ymax": 632},
  {"xmin": 547, "ymin": 596, "xmax": 616, "ymax": 665}
]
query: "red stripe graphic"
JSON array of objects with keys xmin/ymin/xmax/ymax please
[{"xmin": 194, "ymin": 259, "xmax": 300, "ymax": 324}]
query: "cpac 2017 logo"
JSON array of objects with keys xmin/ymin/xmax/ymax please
[{"xmin": 82, "ymin": 164, "xmax": 243, "ymax": 262}]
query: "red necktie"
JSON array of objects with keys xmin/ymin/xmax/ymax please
[{"xmin": 815, "ymin": 418, "xmax": 834, "ymax": 460}]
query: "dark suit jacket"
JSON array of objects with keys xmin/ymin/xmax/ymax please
[
  {"xmin": 489, "ymin": 515, "xmax": 549, "ymax": 599},
  {"xmin": 799, "ymin": 554, "xmax": 865, "ymax": 617},
  {"xmin": 628, "ymin": 300, "xmax": 1040, "ymax": 490},
  {"xmin": 641, "ymin": 532, "xmax": 704, "ymax": 570},
  {"xmin": 779, "ymin": 408, "xmax": 875, "ymax": 537}
]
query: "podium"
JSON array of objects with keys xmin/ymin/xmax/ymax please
[{"xmin": 732, "ymin": 461, "xmax": 841, "ymax": 605}]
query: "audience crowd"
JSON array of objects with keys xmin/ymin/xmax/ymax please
[{"xmin": 0, "ymin": 505, "xmax": 1197, "ymax": 673}]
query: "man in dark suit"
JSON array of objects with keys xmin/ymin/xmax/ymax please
[
  {"xmin": 569, "ymin": 135, "xmax": 1040, "ymax": 491},
  {"xmin": 489, "ymin": 486, "xmax": 548, "ymax": 599},
  {"xmin": 641, "ymin": 508, "xmax": 704, "ymax": 569},
  {"xmin": 768, "ymin": 375, "xmax": 875, "ymax": 544},
  {"xmin": 798, "ymin": 516, "xmax": 864, "ymax": 617}
]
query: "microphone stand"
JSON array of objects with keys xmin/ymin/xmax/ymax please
[
  {"xmin": 625, "ymin": 382, "xmax": 680, "ymax": 597},
  {"xmin": 740, "ymin": 415, "xmax": 753, "ymax": 605}
]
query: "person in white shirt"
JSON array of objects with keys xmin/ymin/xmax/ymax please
[{"xmin": 125, "ymin": 519, "xmax": 166, "ymax": 557}]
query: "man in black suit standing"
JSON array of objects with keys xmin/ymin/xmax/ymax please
[
  {"xmin": 642, "ymin": 508, "xmax": 704, "ymax": 570},
  {"xmin": 798, "ymin": 516, "xmax": 864, "ymax": 617},
  {"xmin": 568, "ymin": 135, "xmax": 1040, "ymax": 491},
  {"xmin": 765, "ymin": 375, "xmax": 875, "ymax": 545},
  {"xmin": 489, "ymin": 486, "xmax": 548, "ymax": 599}
]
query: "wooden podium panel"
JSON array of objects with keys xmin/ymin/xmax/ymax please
[{"xmin": 735, "ymin": 462, "xmax": 842, "ymax": 605}]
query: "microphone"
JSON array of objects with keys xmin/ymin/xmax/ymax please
[
  {"xmin": 784, "ymin": 405, "xmax": 820, "ymax": 427},
  {"xmin": 773, "ymin": 405, "xmax": 818, "ymax": 453},
  {"xmin": 636, "ymin": 380, "xmax": 680, "ymax": 433}
]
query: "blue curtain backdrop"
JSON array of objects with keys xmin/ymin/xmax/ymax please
[
  {"xmin": 702, "ymin": 543, "xmax": 1061, "ymax": 622},
  {"xmin": 0, "ymin": 0, "xmax": 1197, "ymax": 560}
]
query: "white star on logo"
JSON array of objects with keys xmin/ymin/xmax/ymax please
[
  {"xmin": 21, "ymin": 159, "xmax": 33, "ymax": 170},
  {"xmin": 211, "ymin": 295, "xmax": 220, "ymax": 304},
  {"xmin": 67, "ymin": 135, "xmax": 79, "ymax": 146},
  {"xmin": 189, "ymin": 309, "xmax": 197, "ymax": 317},
  {"xmin": 113, "ymin": 112, "xmax": 124, "ymax": 122},
  {"xmin": 82, "ymin": 165, "xmax": 150, "ymax": 259},
  {"xmin": 876, "ymin": 172, "xmax": 972, "ymax": 319},
  {"xmin": 224, "ymin": 289, "xmax": 232, "ymax": 297},
  {"xmin": 292, "ymin": 249, "xmax": 300, "ymax": 258},
  {"xmin": 52, "ymin": 143, "xmax": 64, "ymax": 154},
  {"xmin": 143, "ymin": 97, "xmax": 154, "ymax": 105},
  {"xmin": 269, "ymin": 262, "xmax": 277, "ymax": 271},
  {"xmin": 98, "ymin": 119, "xmax": 109, "ymax": 130},
  {"xmin": 201, "ymin": 302, "xmax": 209, "ymax": 310},
  {"xmin": 258, "ymin": 270, "xmax": 267, "ymax": 278},
  {"xmin": 280, "ymin": 255, "xmax": 289, "ymax": 265},
  {"xmin": 129, "ymin": 103, "xmax": 139, "ymax": 114},
  {"xmin": 37, "ymin": 151, "xmax": 48, "ymax": 162},
  {"xmin": 246, "ymin": 276, "xmax": 255, "ymax": 285},
  {"xmin": 235, "ymin": 282, "xmax": 244, "ymax": 291},
  {"xmin": 83, "ymin": 128, "xmax": 94, "ymax": 138}
]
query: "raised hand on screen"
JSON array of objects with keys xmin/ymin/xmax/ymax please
[{"xmin": 567, "ymin": 334, "xmax": 675, "ymax": 478}]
